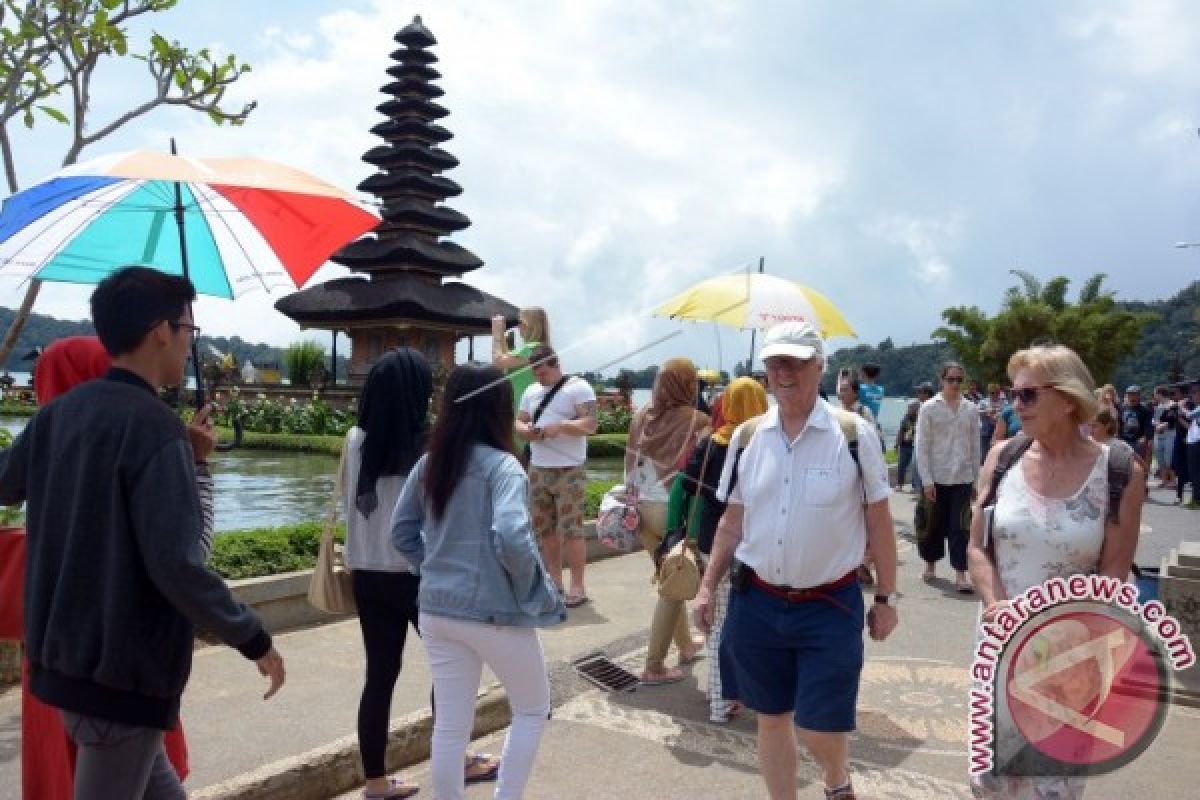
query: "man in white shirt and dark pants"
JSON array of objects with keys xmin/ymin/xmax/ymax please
[
  {"xmin": 515, "ymin": 345, "xmax": 598, "ymax": 607},
  {"xmin": 694, "ymin": 322, "xmax": 899, "ymax": 800},
  {"xmin": 914, "ymin": 361, "xmax": 981, "ymax": 592}
]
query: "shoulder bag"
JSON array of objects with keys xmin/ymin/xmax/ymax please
[
  {"xmin": 308, "ymin": 441, "xmax": 357, "ymax": 614},
  {"xmin": 655, "ymin": 439, "xmax": 712, "ymax": 602}
]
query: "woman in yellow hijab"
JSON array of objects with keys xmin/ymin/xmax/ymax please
[{"xmin": 658, "ymin": 377, "xmax": 768, "ymax": 712}]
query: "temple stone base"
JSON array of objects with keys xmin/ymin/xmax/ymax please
[{"xmin": 1160, "ymin": 542, "xmax": 1200, "ymax": 707}]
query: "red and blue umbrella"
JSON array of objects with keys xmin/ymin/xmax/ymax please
[{"xmin": 0, "ymin": 149, "xmax": 380, "ymax": 298}]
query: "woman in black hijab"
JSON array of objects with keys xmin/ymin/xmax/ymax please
[{"xmin": 342, "ymin": 348, "xmax": 431, "ymax": 798}]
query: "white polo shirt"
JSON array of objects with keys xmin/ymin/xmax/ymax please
[{"xmin": 719, "ymin": 400, "xmax": 891, "ymax": 589}]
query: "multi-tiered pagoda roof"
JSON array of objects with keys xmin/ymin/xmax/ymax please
[{"xmin": 276, "ymin": 15, "xmax": 515, "ymax": 330}]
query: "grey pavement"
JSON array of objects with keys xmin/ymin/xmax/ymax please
[
  {"xmin": 334, "ymin": 488, "xmax": 1200, "ymax": 799},
  {"xmin": 1, "ymin": 490, "xmax": 1199, "ymax": 799}
]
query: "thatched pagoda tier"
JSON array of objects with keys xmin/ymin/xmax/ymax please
[
  {"xmin": 335, "ymin": 234, "xmax": 482, "ymax": 273},
  {"xmin": 391, "ymin": 47, "xmax": 436, "ymax": 65},
  {"xmin": 275, "ymin": 275, "xmax": 515, "ymax": 328},
  {"xmin": 370, "ymin": 118, "xmax": 452, "ymax": 142},
  {"xmin": 358, "ymin": 170, "xmax": 462, "ymax": 199},
  {"xmin": 387, "ymin": 63, "xmax": 441, "ymax": 81},
  {"xmin": 395, "ymin": 18, "xmax": 437, "ymax": 48},
  {"xmin": 377, "ymin": 97, "xmax": 448, "ymax": 119},
  {"xmin": 382, "ymin": 79, "xmax": 444, "ymax": 99},
  {"xmin": 380, "ymin": 198, "xmax": 469, "ymax": 232},
  {"xmin": 363, "ymin": 143, "xmax": 458, "ymax": 172}
]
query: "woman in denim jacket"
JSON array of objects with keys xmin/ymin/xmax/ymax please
[{"xmin": 392, "ymin": 363, "xmax": 565, "ymax": 800}]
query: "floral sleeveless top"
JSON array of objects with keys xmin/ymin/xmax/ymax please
[{"xmin": 991, "ymin": 445, "xmax": 1109, "ymax": 596}]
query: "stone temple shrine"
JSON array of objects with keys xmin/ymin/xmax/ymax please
[{"xmin": 276, "ymin": 16, "xmax": 517, "ymax": 382}]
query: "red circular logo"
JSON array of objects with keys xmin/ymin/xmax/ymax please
[{"xmin": 1004, "ymin": 607, "xmax": 1167, "ymax": 771}]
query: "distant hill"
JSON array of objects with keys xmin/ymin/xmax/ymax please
[
  {"xmin": 1112, "ymin": 281, "xmax": 1200, "ymax": 390},
  {"xmin": 0, "ymin": 307, "xmax": 348, "ymax": 378}
]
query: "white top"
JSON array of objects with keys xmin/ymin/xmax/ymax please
[
  {"xmin": 341, "ymin": 427, "xmax": 416, "ymax": 573},
  {"xmin": 915, "ymin": 392, "xmax": 981, "ymax": 486},
  {"xmin": 720, "ymin": 400, "xmax": 891, "ymax": 588},
  {"xmin": 520, "ymin": 376, "xmax": 596, "ymax": 468},
  {"xmin": 991, "ymin": 446, "xmax": 1108, "ymax": 595},
  {"xmin": 1188, "ymin": 407, "xmax": 1200, "ymax": 445}
]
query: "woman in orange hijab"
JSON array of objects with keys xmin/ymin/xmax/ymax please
[
  {"xmin": 624, "ymin": 358, "xmax": 710, "ymax": 685},
  {"xmin": 19, "ymin": 336, "xmax": 207, "ymax": 798}
]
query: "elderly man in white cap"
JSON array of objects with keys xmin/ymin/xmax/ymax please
[{"xmin": 694, "ymin": 321, "xmax": 899, "ymax": 800}]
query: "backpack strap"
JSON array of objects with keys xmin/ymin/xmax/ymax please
[
  {"xmin": 734, "ymin": 414, "xmax": 764, "ymax": 450},
  {"xmin": 1105, "ymin": 440, "xmax": 1133, "ymax": 525},
  {"xmin": 981, "ymin": 433, "xmax": 1034, "ymax": 510},
  {"xmin": 830, "ymin": 408, "xmax": 865, "ymax": 504},
  {"xmin": 726, "ymin": 414, "xmax": 766, "ymax": 500}
]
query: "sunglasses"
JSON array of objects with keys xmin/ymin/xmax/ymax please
[
  {"xmin": 943, "ymin": 375, "xmax": 965, "ymax": 384},
  {"xmin": 1012, "ymin": 384, "xmax": 1056, "ymax": 405}
]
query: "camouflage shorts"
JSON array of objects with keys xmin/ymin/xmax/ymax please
[{"xmin": 528, "ymin": 464, "xmax": 587, "ymax": 541}]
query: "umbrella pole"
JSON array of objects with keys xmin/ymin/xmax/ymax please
[
  {"xmin": 169, "ymin": 139, "xmax": 206, "ymax": 409},
  {"xmin": 747, "ymin": 256, "xmax": 764, "ymax": 373}
]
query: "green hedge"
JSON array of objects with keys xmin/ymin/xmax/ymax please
[
  {"xmin": 588, "ymin": 433, "xmax": 627, "ymax": 459},
  {"xmin": 210, "ymin": 522, "xmax": 344, "ymax": 580},
  {"xmin": 216, "ymin": 429, "xmax": 627, "ymax": 461},
  {"xmin": 216, "ymin": 427, "xmax": 344, "ymax": 457},
  {"xmin": 0, "ymin": 403, "xmax": 35, "ymax": 417}
]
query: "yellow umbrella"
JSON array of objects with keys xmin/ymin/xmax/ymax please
[{"xmin": 654, "ymin": 273, "xmax": 856, "ymax": 338}]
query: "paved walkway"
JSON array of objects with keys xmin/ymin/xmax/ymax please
[{"xmin": 1, "ymin": 489, "xmax": 1197, "ymax": 799}]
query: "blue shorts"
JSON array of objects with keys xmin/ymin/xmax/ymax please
[{"xmin": 719, "ymin": 579, "xmax": 864, "ymax": 732}]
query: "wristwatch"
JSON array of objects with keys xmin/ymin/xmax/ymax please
[{"xmin": 874, "ymin": 593, "xmax": 899, "ymax": 608}]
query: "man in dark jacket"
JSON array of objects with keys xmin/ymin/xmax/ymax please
[{"xmin": 0, "ymin": 267, "xmax": 285, "ymax": 799}]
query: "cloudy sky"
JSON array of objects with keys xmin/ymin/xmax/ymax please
[{"xmin": 4, "ymin": 0, "xmax": 1200, "ymax": 377}]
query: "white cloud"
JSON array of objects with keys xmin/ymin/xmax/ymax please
[
  {"xmin": 864, "ymin": 213, "xmax": 965, "ymax": 285},
  {"xmin": 5, "ymin": 0, "xmax": 1200, "ymax": 375}
]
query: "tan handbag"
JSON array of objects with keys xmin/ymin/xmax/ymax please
[
  {"xmin": 307, "ymin": 442, "xmax": 357, "ymax": 614},
  {"xmin": 656, "ymin": 536, "xmax": 701, "ymax": 602},
  {"xmin": 655, "ymin": 440, "xmax": 710, "ymax": 602}
]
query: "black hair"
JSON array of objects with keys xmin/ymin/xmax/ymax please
[
  {"xmin": 837, "ymin": 367, "xmax": 861, "ymax": 393},
  {"xmin": 940, "ymin": 361, "xmax": 965, "ymax": 380},
  {"xmin": 529, "ymin": 344, "xmax": 558, "ymax": 368},
  {"xmin": 355, "ymin": 348, "xmax": 433, "ymax": 516},
  {"xmin": 89, "ymin": 266, "xmax": 196, "ymax": 357},
  {"xmin": 424, "ymin": 363, "xmax": 515, "ymax": 520},
  {"xmin": 861, "ymin": 362, "xmax": 881, "ymax": 379}
]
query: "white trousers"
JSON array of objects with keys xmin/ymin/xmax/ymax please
[{"xmin": 419, "ymin": 612, "xmax": 551, "ymax": 800}]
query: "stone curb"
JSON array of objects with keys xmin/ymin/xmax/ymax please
[{"xmin": 192, "ymin": 684, "xmax": 512, "ymax": 800}]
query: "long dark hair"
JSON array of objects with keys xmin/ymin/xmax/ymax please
[
  {"xmin": 424, "ymin": 363, "xmax": 515, "ymax": 520},
  {"xmin": 356, "ymin": 348, "xmax": 433, "ymax": 515}
]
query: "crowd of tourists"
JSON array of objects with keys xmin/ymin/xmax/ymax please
[{"xmin": 1, "ymin": 266, "xmax": 1198, "ymax": 799}]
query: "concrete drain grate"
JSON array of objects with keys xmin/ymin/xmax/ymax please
[{"xmin": 572, "ymin": 651, "xmax": 640, "ymax": 692}]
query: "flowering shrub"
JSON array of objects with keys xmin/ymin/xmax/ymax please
[
  {"xmin": 214, "ymin": 389, "xmax": 356, "ymax": 436},
  {"xmin": 596, "ymin": 405, "xmax": 632, "ymax": 434}
]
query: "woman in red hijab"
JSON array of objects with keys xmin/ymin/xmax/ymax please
[{"xmin": 20, "ymin": 336, "xmax": 203, "ymax": 798}]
